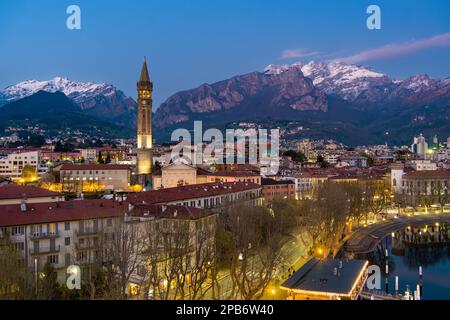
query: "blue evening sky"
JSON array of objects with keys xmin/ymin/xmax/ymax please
[{"xmin": 0, "ymin": 0, "xmax": 449, "ymax": 107}]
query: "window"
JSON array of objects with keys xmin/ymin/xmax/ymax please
[
  {"xmin": 47, "ymin": 255, "xmax": 59, "ymax": 264},
  {"xmin": 15, "ymin": 242, "xmax": 25, "ymax": 251},
  {"xmin": 64, "ymin": 222, "xmax": 70, "ymax": 231},
  {"xmin": 31, "ymin": 225, "xmax": 40, "ymax": 237},
  {"xmin": 65, "ymin": 237, "xmax": 71, "ymax": 246},
  {"xmin": 65, "ymin": 253, "xmax": 71, "ymax": 266},
  {"xmin": 12, "ymin": 226, "xmax": 24, "ymax": 236},
  {"xmin": 107, "ymin": 218, "xmax": 112, "ymax": 227},
  {"xmin": 77, "ymin": 251, "xmax": 87, "ymax": 262},
  {"xmin": 49, "ymin": 223, "xmax": 57, "ymax": 235},
  {"xmin": 137, "ymin": 265, "xmax": 147, "ymax": 277}
]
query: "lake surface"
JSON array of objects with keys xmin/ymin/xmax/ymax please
[{"xmin": 374, "ymin": 237, "xmax": 450, "ymax": 300}]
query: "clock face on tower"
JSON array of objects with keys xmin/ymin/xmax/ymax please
[
  {"xmin": 140, "ymin": 90, "xmax": 151, "ymax": 99},
  {"xmin": 142, "ymin": 100, "xmax": 147, "ymax": 105}
]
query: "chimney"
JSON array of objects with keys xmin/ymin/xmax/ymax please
[{"xmin": 20, "ymin": 194, "xmax": 27, "ymax": 212}]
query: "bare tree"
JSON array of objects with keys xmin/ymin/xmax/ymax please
[
  {"xmin": 297, "ymin": 182, "xmax": 353, "ymax": 257},
  {"xmin": 431, "ymin": 180, "xmax": 449, "ymax": 213},
  {"xmin": 0, "ymin": 233, "xmax": 35, "ymax": 299},
  {"xmin": 140, "ymin": 218, "xmax": 193, "ymax": 300},
  {"xmin": 107, "ymin": 220, "xmax": 147, "ymax": 299},
  {"xmin": 212, "ymin": 205, "xmax": 287, "ymax": 300}
]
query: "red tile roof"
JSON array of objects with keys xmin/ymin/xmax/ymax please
[
  {"xmin": 152, "ymin": 166, "xmax": 212, "ymax": 176},
  {"xmin": 0, "ymin": 148, "xmax": 41, "ymax": 153},
  {"xmin": 0, "ymin": 199, "xmax": 126, "ymax": 227},
  {"xmin": 128, "ymin": 182, "xmax": 261, "ymax": 205},
  {"xmin": 0, "ymin": 185, "xmax": 63, "ymax": 200},
  {"xmin": 261, "ymin": 178, "xmax": 295, "ymax": 186},
  {"xmin": 59, "ymin": 164, "xmax": 131, "ymax": 171},
  {"xmin": 404, "ymin": 169, "xmax": 450, "ymax": 179},
  {"xmin": 129, "ymin": 204, "xmax": 216, "ymax": 220},
  {"xmin": 211, "ymin": 170, "xmax": 260, "ymax": 177}
]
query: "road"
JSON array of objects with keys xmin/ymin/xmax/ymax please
[{"xmin": 201, "ymin": 233, "xmax": 309, "ymax": 299}]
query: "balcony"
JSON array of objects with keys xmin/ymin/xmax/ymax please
[
  {"xmin": 76, "ymin": 227, "xmax": 100, "ymax": 237},
  {"xmin": 29, "ymin": 232, "xmax": 59, "ymax": 240},
  {"xmin": 75, "ymin": 241, "xmax": 99, "ymax": 250},
  {"xmin": 29, "ymin": 245, "xmax": 61, "ymax": 255}
]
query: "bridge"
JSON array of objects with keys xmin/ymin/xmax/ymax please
[{"xmin": 343, "ymin": 215, "xmax": 450, "ymax": 255}]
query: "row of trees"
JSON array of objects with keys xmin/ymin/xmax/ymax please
[{"xmin": 397, "ymin": 181, "xmax": 449, "ymax": 213}]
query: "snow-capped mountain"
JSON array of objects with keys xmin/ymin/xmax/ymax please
[
  {"xmin": 266, "ymin": 61, "xmax": 394, "ymax": 101},
  {"xmin": 0, "ymin": 77, "xmax": 115, "ymax": 105},
  {"xmin": 0, "ymin": 77, "xmax": 137, "ymax": 127},
  {"xmin": 301, "ymin": 61, "xmax": 393, "ymax": 100},
  {"xmin": 265, "ymin": 61, "xmax": 450, "ymax": 106}
]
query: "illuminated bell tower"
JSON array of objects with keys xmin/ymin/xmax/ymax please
[{"xmin": 136, "ymin": 57, "xmax": 153, "ymax": 176}]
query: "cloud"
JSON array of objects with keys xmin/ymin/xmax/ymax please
[
  {"xmin": 280, "ymin": 48, "xmax": 320, "ymax": 60},
  {"xmin": 338, "ymin": 33, "xmax": 450, "ymax": 64}
]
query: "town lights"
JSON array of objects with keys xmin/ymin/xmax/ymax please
[{"xmin": 317, "ymin": 248, "xmax": 324, "ymax": 258}]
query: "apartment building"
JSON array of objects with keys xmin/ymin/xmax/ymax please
[
  {"xmin": 57, "ymin": 164, "xmax": 132, "ymax": 192},
  {"xmin": 128, "ymin": 181, "xmax": 263, "ymax": 211},
  {"xmin": 0, "ymin": 149, "xmax": 47, "ymax": 181},
  {"xmin": 0, "ymin": 185, "xmax": 65, "ymax": 205},
  {"xmin": 261, "ymin": 178, "xmax": 295, "ymax": 203},
  {"xmin": 125, "ymin": 204, "xmax": 218, "ymax": 298},
  {"xmin": 0, "ymin": 199, "xmax": 126, "ymax": 283},
  {"xmin": 401, "ymin": 170, "xmax": 450, "ymax": 197},
  {"xmin": 409, "ymin": 159, "xmax": 437, "ymax": 171},
  {"xmin": 206, "ymin": 170, "xmax": 261, "ymax": 184}
]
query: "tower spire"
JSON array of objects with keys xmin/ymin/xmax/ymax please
[{"xmin": 139, "ymin": 57, "xmax": 150, "ymax": 83}]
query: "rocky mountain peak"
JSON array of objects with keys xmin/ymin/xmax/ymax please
[{"xmin": 155, "ymin": 67, "xmax": 327, "ymax": 128}]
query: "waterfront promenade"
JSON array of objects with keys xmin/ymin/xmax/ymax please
[{"xmin": 343, "ymin": 215, "xmax": 450, "ymax": 255}]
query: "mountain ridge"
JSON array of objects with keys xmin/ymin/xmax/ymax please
[
  {"xmin": 154, "ymin": 61, "xmax": 450, "ymax": 145},
  {"xmin": 0, "ymin": 77, "xmax": 137, "ymax": 127},
  {"xmin": 0, "ymin": 91, "xmax": 134, "ymax": 139}
]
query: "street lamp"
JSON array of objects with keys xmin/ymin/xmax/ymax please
[{"xmin": 34, "ymin": 258, "xmax": 38, "ymax": 296}]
